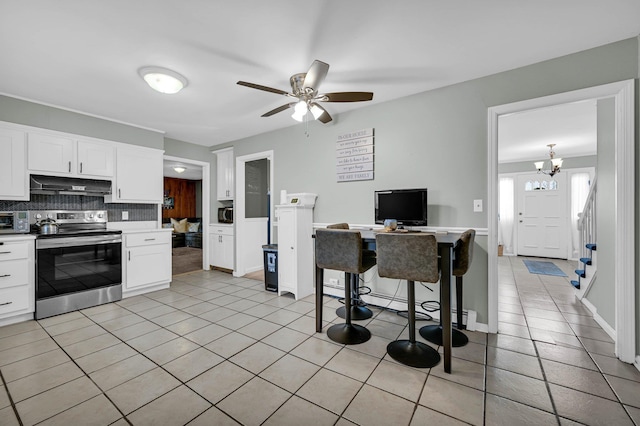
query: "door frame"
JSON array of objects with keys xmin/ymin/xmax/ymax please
[
  {"xmin": 162, "ymin": 155, "xmax": 211, "ymax": 271},
  {"xmin": 234, "ymin": 150, "xmax": 274, "ymax": 277},
  {"xmin": 487, "ymin": 79, "xmax": 635, "ymax": 363}
]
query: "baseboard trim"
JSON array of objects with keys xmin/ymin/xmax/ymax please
[{"xmin": 581, "ymin": 297, "xmax": 616, "ymax": 341}]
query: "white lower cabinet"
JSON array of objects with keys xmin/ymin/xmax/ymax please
[
  {"xmin": 0, "ymin": 237, "xmax": 35, "ymax": 325},
  {"xmin": 209, "ymin": 224, "xmax": 234, "ymax": 271},
  {"xmin": 123, "ymin": 231, "xmax": 171, "ymax": 296}
]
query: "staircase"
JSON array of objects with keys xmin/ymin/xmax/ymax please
[{"xmin": 572, "ymin": 176, "xmax": 597, "ymax": 299}]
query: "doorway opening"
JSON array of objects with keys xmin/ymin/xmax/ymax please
[
  {"xmin": 488, "ymin": 80, "xmax": 635, "ymax": 363},
  {"xmin": 162, "ymin": 155, "xmax": 211, "ymax": 275}
]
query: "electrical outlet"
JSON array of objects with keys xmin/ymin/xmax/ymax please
[
  {"xmin": 122, "ymin": 211, "xmax": 129, "ymax": 221},
  {"xmin": 473, "ymin": 199, "xmax": 483, "ymax": 212}
]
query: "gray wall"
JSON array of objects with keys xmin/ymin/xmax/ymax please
[
  {"xmin": 586, "ymin": 98, "xmax": 616, "ymax": 326},
  {"xmin": 0, "ymin": 95, "xmax": 163, "ymax": 149},
  {"xmin": 224, "ymin": 37, "xmax": 639, "ymax": 326}
]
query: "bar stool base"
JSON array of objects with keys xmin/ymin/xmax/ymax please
[
  {"xmin": 419, "ymin": 325, "xmax": 469, "ymax": 347},
  {"xmin": 336, "ymin": 305, "xmax": 373, "ymax": 320},
  {"xmin": 328, "ymin": 323, "xmax": 371, "ymax": 345},
  {"xmin": 387, "ymin": 340, "xmax": 441, "ymax": 368}
]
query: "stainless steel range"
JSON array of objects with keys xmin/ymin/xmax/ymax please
[{"xmin": 30, "ymin": 210, "xmax": 122, "ymax": 319}]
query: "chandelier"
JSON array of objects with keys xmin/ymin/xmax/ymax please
[{"xmin": 534, "ymin": 144, "xmax": 563, "ymax": 177}]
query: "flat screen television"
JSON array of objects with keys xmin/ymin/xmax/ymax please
[{"xmin": 375, "ymin": 188, "xmax": 428, "ymax": 227}]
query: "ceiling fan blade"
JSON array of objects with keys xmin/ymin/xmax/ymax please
[
  {"xmin": 302, "ymin": 60, "xmax": 329, "ymax": 92},
  {"xmin": 261, "ymin": 103, "xmax": 294, "ymax": 117},
  {"xmin": 237, "ymin": 81, "xmax": 289, "ymax": 96},
  {"xmin": 311, "ymin": 103, "xmax": 332, "ymax": 123},
  {"xmin": 323, "ymin": 92, "xmax": 374, "ymax": 102}
]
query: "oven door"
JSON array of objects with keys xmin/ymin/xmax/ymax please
[{"xmin": 35, "ymin": 235, "xmax": 122, "ymax": 317}]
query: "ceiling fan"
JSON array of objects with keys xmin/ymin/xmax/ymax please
[{"xmin": 237, "ymin": 60, "xmax": 373, "ymax": 124}]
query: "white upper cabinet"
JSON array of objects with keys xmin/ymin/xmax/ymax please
[
  {"xmin": 108, "ymin": 145, "xmax": 163, "ymax": 204},
  {"xmin": 28, "ymin": 132, "xmax": 75, "ymax": 174},
  {"xmin": 0, "ymin": 126, "xmax": 28, "ymax": 200},
  {"xmin": 213, "ymin": 148, "xmax": 234, "ymax": 200},
  {"xmin": 28, "ymin": 132, "xmax": 114, "ymax": 178},
  {"xmin": 76, "ymin": 139, "xmax": 114, "ymax": 177}
]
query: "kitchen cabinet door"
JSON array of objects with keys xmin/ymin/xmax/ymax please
[
  {"xmin": 214, "ymin": 148, "xmax": 234, "ymax": 200},
  {"xmin": 28, "ymin": 132, "xmax": 74, "ymax": 174},
  {"xmin": 77, "ymin": 139, "xmax": 114, "ymax": 177},
  {"xmin": 125, "ymin": 244, "xmax": 171, "ymax": 290},
  {"xmin": 0, "ymin": 127, "xmax": 28, "ymax": 200},
  {"xmin": 112, "ymin": 145, "xmax": 163, "ymax": 203}
]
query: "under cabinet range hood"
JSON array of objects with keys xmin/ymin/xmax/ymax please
[{"xmin": 30, "ymin": 175, "xmax": 113, "ymax": 196}]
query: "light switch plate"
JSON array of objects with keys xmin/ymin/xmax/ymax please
[
  {"xmin": 122, "ymin": 211, "xmax": 129, "ymax": 220},
  {"xmin": 473, "ymin": 199, "xmax": 483, "ymax": 212}
]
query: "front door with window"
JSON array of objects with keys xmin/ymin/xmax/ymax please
[{"xmin": 516, "ymin": 172, "xmax": 568, "ymax": 258}]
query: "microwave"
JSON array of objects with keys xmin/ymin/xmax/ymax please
[
  {"xmin": 0, "ymin": 211, "xmax": 30, "ymax": 234},
  {"xmin": 218, "ymin": 207, "xmax": 233, "ymax": 223}
]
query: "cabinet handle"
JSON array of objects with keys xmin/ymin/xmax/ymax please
[
  {"xmin": 0, "ymin": 274, "xmax": 10, "ymax": 278},
  {"xmin": 0, "ymin": 301, "xmax": 12, "ymax": 306},
  {"xmin": 68, "ymin": 161, "xmax": 71, "ymax": 172},
  {"xmin": 80, "ymin": 162, "xmax": 83, "ymax": 173},
  {"xmin": 144, "ymin": 238, "xmax": 156, "ymax": 241},
  {"xmin": 119, "ymin": 188, "xmax": 121, "ymax": 198},
  {"xmin": 128, "ymin": 252, "xmax": 131, "ymax": 261},
  {"xmin": 0, "ymin": 251, "xmax": 11, "ymax": 254}
]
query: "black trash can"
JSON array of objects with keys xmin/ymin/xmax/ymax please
[{"xmin": 262, "ymin": 244, "xmax": 278, "ymax": 292}]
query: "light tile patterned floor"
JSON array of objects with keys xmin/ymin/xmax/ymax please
[{"xmin": 0, "ymin": 258, "xmax": 639, "ymax": 425}]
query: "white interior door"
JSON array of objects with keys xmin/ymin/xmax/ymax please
[{"xmin": 516, "ymin": 172, "xmax": 568, "ymax": 258}]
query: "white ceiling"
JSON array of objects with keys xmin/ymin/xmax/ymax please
[
  {"xmin": 498, "ymin": 100, "xmax": 598, "ymax": 163},
  {"xmin": 163, "ymin": 160, "xmax": 202, "ymax": 180},
  {"xmin": 1, "ymin": 1, "xmax": 638, "ymax": 148}
]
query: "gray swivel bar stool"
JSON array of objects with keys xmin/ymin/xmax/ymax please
[
  {"xmin": 376, "ymin": 232, "xmax": 441, "ymax": 368},
  {"xmin": 315, "ymin": 228, "xmax": 376, "ymax": 345},
  {"xmin": 420, "ymin": 229, "xmax": 475, "ymax": 347},
  {"xmin": 327, "ymin": 223, "xmax": 374, "ymax": 321}
]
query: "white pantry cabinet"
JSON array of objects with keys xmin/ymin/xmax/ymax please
[
  {"xmin": 209, "ymin": 224, "xmax": 234, "ymax": 270},
  {"xmin": 275, "ymin": 205, "xmax": 314, "ymax": 300},
  {"xmin": 212, "ymin": 147, "xmax": 234, "ymax": 201},
  {"xmin": 0, "ymin": 126, "xmax": 28, "ymax": 200}
]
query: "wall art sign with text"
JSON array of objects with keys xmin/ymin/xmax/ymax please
[{"xmin": 336, "ymin": 128, "xmax": 374, "ymax": 182}]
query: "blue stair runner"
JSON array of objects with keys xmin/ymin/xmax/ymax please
[{"xmin": 571, "ymin": 243, "xmax": 596, "ymax": 291}]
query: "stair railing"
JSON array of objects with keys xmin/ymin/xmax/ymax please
[{"xmin": 577, "ymin": 175, "xmax": 597, "ymax": 261}]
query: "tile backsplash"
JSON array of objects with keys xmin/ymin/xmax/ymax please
[{"xmin": 0, "ymin": 195, "xmax": 158, "ymax": 222}]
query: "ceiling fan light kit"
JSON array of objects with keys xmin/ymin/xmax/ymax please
[
  {"xmin": 139, "ymin": 66, "xmax": 188, "ymax": 94},
  {"xmin": 237, "ymin": 60, "xmax": 374, "ymax": 125}
]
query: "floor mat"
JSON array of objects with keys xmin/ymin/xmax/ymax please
[{"xmin": 523, "ymin": 259, "xmax": 567, "ymax": 277}]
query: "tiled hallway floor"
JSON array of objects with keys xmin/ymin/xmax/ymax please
[{"xmin": 1, "ymin": 257, "xmax": 639, "ymax": 425}]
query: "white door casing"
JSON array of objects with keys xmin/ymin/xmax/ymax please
[{"xmin": 234, "ymin": 150, "xmax": 274, "ymax": 277}]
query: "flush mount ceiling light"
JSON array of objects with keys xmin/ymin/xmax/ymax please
[
  {"xmin": 534, "ymin": 143, "xmax": 563, "ymax": 177},
  {"xmin": 139, "ymin": 66, "xmax": 188, "ymax": 94},
  {"xmin": 173, "ymin": 166, "xmax": 186, "ymax": 173}
]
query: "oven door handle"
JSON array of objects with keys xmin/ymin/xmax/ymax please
[{"xmin": 37, "ymin": 236, "xmax": 122, "ymax": 249}]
